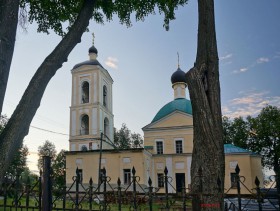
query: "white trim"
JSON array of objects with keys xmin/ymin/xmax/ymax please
[
  {"xmin": 166, "ymin": 157, "xmax": 173, "ymax": 193},
  {"xmin": 92, "ymin": 108, "xmax": 97, "ymax": 135},
  {"xmin": 93, "ymin": 73, "xmax": 97, "ymax": 103},
  {"xmin": 71, "ymin": 110, "xmax": 76, "ymax": 136},
  {"xmin": 187, "ymin": 156, "xmax": 192, "ymax": 184}
]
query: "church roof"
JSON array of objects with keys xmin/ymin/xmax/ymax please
[
  {"xmin": 89, "ymin": 45, "xmax": 98, "ymax": 54},
  {"xmin": 224, "ymin": 144, "xmax": 256, "ymax": 155},
  {"xmin": 171, "ymin": 67, "xmax": 187, "ymax": 84},
  {"xmin": 151, "ymin": 98, "xmax": 192, "ymax": 123},
  {"xmin": 73, "ymin": 60, "xmax": 104, "ymax": 69}
]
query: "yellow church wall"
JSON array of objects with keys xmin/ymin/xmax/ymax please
[
  {"xmin": 144, "ymin": 130, "xmax": 193, "ymax": 154},
  {"xmin": 250, "ymin": 156, "xmax": 263, "ymax": 188},
  {"xmin": 66, "ymin": 150, "xmax": 152, "ymax": 187},
  {"xmin": 224, "ymin": 154, "xmax": 262, "ymax": 194}
]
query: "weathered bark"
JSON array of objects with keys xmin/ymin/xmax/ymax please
[
  {"xmin": 0, "ymin": 0, "xmax": 95, "ymax": 184},
  {"xmin": 186, "ymin": 0, "xmax": 225, "ymax": 210},
  {"xmin": 0, "ymin": 0, "xmax": 19, "ymax": 116}
]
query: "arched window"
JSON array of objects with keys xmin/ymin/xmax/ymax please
[
  {"xmin": 80, "ymin": 114, "xmax": 89, "ymax": 135},
  {"xmin": 103, "ymin": 85, "xmax": 107, "ymax": 107},
  {"xmin": 104, "ymin": 117, "xmax": 109, "ymax": 137},
  {"xmin": 81, "ymin": 81, "xmax": 89, "ymax": 103}
]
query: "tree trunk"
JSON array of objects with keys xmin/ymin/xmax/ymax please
[
  {"xmin": 186, "ymin": 0, "xmax": 225, "ymax": 210},
  {"xmin": 0, "ymin": 0, "xmax": 95, "ymax": 184},
  {"xmin": 0, "ymin": 0, "xmax": 19, "ymax": 116}
]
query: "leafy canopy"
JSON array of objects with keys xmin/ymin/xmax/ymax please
[
  {"xmin": 223, "ymin": 105, "xmax": 280, "ymax": 172},
  {"xmin": 20, "ymin": 0, "xmax": 188, "ymax": 35}
]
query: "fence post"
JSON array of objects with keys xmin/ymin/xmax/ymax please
[
  {"xmin": 14, "ymin": 172, "xmax": 20, "ymax": 208},
  {"xmin": 117, "ymin": 178, "xmax": 122, "ymax": 211},
  {"xmin": 62, "ymin": 170, "xmax": 66, "ymax": 210},
  {"xmin": 164, "ymin": 166, "xmax": 169, "ymax": 209},
  {"xmin": 39, "ymin": 170, "xmax": 42, "ymax": 211},
  {"xmin": 25, "ymin": 176, "xmax": 31, "ymax": 208},
  {"xmin": 75, "ymin": 167, "xmax": 80, "ymax": 211},
  {"xmin": 235, "ymin": 164, "xmax": 241, "ymax": 211},
  {"xmin": 132, "ymin": 166, "xmax": 137, "ymax": 211},
  {"xmin": 255, "ymin": 176, "xmax": 262, "ymax": 211},
  {"xmin": 42, "ymin": 156, "xmax": 52, "ymax": 211},
  {"xmin": 148, "ymin": 177, "xmax": 153, "ymax": 211},
  {"xmin": 102, "ymin": 167, "xmax": 107, "ymax": 211},
  {"xmin": 89, "ymin": 177, "xmax": 93, "ymax": 211}
]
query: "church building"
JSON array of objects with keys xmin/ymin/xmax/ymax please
[{"xmin": 65, "ymin": 42, "xmax": 263, "ymax": 194}]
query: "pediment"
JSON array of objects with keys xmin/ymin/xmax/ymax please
[{"xmin": 143, "ymin": 111, "xmax": 193, "ymax": 130}]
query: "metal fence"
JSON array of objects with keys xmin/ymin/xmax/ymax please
[{"xmin": 0, "ymin": 156, "xmax": 279, "ymax": 211}]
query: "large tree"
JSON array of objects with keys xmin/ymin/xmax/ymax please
[
  {"xmin": 0, "ymin": 0, "xmax": 187, "ymax": 183},
  {"xmin": 222, "ymin": 116, "xmax": 249, "ymax": 149},
  {"xmin": 223, "ymin": 105, "xmax": 280, "ymax": 194},
  {"xmin": 185, "ymin": 0, "xmax": 224, "ymax": 209},
  {"xmin": 37, "ymin": 140, "xmax": 57, "ymax": 170},
  {"xmin": 248, "ymin": 106, "xmax": 280, "ymax": 194}
]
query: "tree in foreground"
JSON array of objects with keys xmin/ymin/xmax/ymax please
[
  {"xmin": 0, "ymin": 0, "xmax": 188, "ymax": 183},
  {"xmin": 185, "ymin": 0, "xmax": 224, "ymax": 209},
  {"xmin": 114, "ymin": 123, "xmax": 143, "ymax": 149}
]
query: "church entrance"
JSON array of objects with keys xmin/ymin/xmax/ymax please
[{"xmin": 175, "ymin": 173, "xmax": 185, "ymax": 192}]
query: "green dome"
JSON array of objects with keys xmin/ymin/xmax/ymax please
[{"xmin": 151, "ymin": 98, "xmax": 192, "ymax": 123}]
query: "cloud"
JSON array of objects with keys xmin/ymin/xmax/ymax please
[
  {"xmin": 220, "ymin": 54, "xmax": 233, "ymax": 61},
  {"xmin": 232, "ymin": 67, "xmax": 248, "ymax": 74},
  {"xmin": 257, "ymin": 57, "xmax": 269, "ymax": 64},
  {"xmin": 222, "ymin": 90, "xmax": 280, "ymax": 118},
  {"xmin": 105, "ymin": 57, "xmax": 118, "ymax": 69}
]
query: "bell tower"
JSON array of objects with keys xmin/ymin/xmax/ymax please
[{"xmin": 69, "ymin": 36, "xmax": 114, "ymax": 151}]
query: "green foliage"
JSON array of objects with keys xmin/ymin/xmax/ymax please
[
  {"xmin": 248, "ymin": 105, "xmax": 280, "ymax": 171},
  {"xmin": 114, "ymin": 123, "xmax": 143, "ymax": 149},
  {"xmin": 19, "ymin": 0, "xmax": 188, "ymax": 36},
  {"xmin": 223, "ymin": 105, "xmax": 280, "ymax": 174},
  {"xmin": 37, "ymin": 140, "xmax": 57, "ymax": 170},
  {"xmin": 52, "ymin": 149, "xmax": 66, "ymax": 193},
  {"xmin": 0, "ymin": 115, "xmax": 8, "ymax": 133},
  {"xmin": 6, "ymin": 145, "xmax": 29, "ymax": 177}
]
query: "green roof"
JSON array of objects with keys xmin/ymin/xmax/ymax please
[
  {"xmin": 151, "ymin": 98, "xmax": 192, "ymax": 123},
  {"xmin": 224, "ymin": 144, "xmax": 255, "ymax": 154}
]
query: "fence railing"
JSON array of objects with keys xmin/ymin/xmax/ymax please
[{"xmin": 0, "ymin": 156, "xmax": 279, "ymax": 211}]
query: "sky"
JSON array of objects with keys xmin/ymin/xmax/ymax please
[{"xmin": 2, "ymin": 0, "xmax": 280, "ymax": 173}]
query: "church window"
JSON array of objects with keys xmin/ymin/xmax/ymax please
[
  {"xmin": 81, "ymin": 81, "xmax": 89, "ymax": 103},
  {"xmin": 157, "ymin": 173, "xmax": 164, "ymax": 188},
  {"xmin": 80, "ymin": 114, "xmax": 89, "ymax": 135},
  {"xmin": 230, "ymin": 173, "xmax": 238, "ymax": 188},
  {"xmin": 175, "ymin": 140, "xmax": 183, "ymax": 154},
  {"xmin": 78, "ymin": 169, "xmax": 83, "ymax": 183},
  {"xmin": 156, "ymin": 141, "xmax": 163, "ymax": 154},
  {"xmin": 103, "ymin": 85, "xmax": 107, "ymax": 107},
  {"xmin": 104, "ymin": 117, "xmax": 109, "ymax": 137},
  {"xmin": 123, "ymin": 169, "xmax": 131, "ymax": 185}
]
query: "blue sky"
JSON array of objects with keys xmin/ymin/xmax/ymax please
[{"xmin": 2, "ymin": 0, "xmax": 280, "ymax": 172}]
